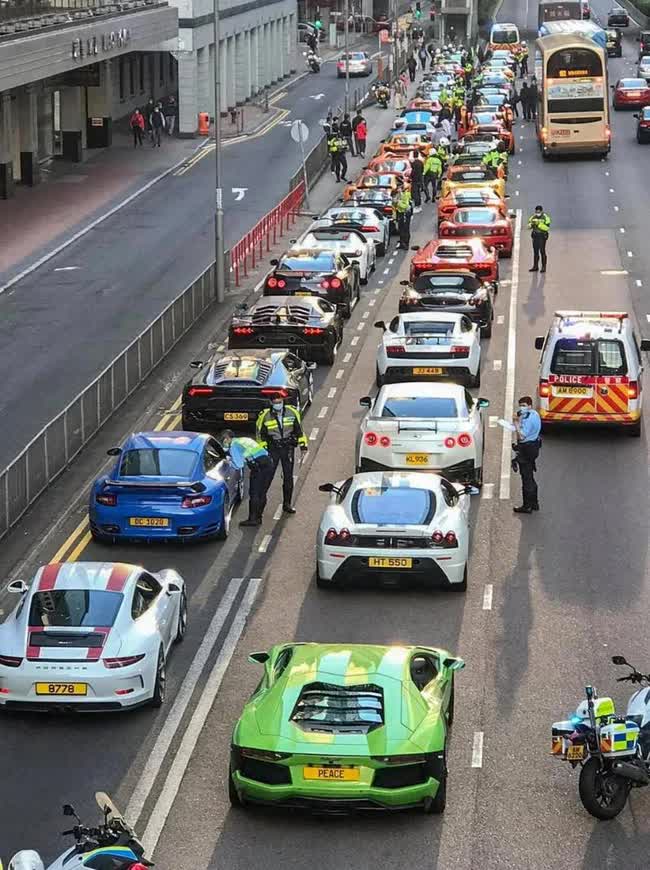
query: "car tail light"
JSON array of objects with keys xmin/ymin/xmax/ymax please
[
  {"xmin": 457, "ymin": 433, "xmax": 473, "ymax": 447},
  {"xmin": 304, "ymin": 327, "xmax": 324, "ymax": 335},
  {"xmin": 324, "ymin": 527, "xmax": 355, "ymax": 546},
  {"xmin": 103, "ymin": 654, "xmax": 146, "ymax": 669},
  {"xmin": 450, "ymin": 345, "xmax": 470, "ymax": 358},
  {"xmin": 360, "ymin": 225, "xmax": 377, "ymax": 232},
  {"xmin": 182, "ymin": 494, "xmax": 213, "ymax": 508},
  {"xmin": 261, "ymin": 388, "xmax": 289, "ymax": 397},
  {"xmin": 383, "ymin": 206, "xmax": 393, "ymax": 214},
  {"xmin": 430, "ymin": 530, "xmax": 458, "ymax": 548},
  {"xmin": 233, "ymin": 327, "xmax": 254, "ymax": 335},
  {"xmin": 0, "ymin": 655, "xmax": 22, "ymax": 668},
  {"xmin": 321, "ymin": 279, "xmax": 330, "ymax": 289},
  {"xmin": 412, "ymin": 262, "xmax": 430, "ymax": 273},
  {"xmin": 539, "ymin": 379, "xmax": 551, "ymax": 399},
  {"xmin": 402, "ymin": 296, "xmax": 419, "ymax": 305},
  {"xmin": 431, "ymin": 530, "xmax": 444, "ymax": 544},
  {"xmin": 266, "ymin": 276, "xmax": 278, "ymax": 288},
  {"xmin": 444, "ymin": 437, "xmax": 456, "ymax": 448},
  {"xmin": 443, "ymin": 227, "xmax": 456, "ymax": 235},
  {"xmin": 96, "ymin": 493, "xmax": 117, "ymax": 507},
  {"xmin": 444, "ymin": 531, "xmax": 458, "ymax": 546},
  {"xmin": 379, "ymin": 435, "xmax": 391, "ymax": 447},
  {"xmin": 386, "ymin": 345, "xmax": 406, "ymax": 354},
  {"xmin": 364, "ymin": 432, "xmax": 378, "ymax": 446},
  {"xmin": 187, "ymin": 386, "xmax": 215, "ymax": 397},
  {"xmin": 628, "ymin": 381, "xmax": 639, "ymax": 400},
  {"xmin": 277, "ymin": 279, "xmax": 287, "ymax": 288}
]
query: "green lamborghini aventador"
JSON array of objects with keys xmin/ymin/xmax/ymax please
[{"xmin": 229, "ymin": 642, "xmax": 464, "ymax": 814}]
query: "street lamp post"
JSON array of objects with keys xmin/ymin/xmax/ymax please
[
  {"xmin": 343, "ymin": 0, "xmax": 350, "ymax": 115},
  {"xmin": 213, "ymin": 0, "xmax": 226, "ymax": 303}
]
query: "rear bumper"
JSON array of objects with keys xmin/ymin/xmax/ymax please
[
  {"xmin": 0, "ymin": 665, "xmax": 154, "ymax": 710},
  {"xmin": 358, "ymin": 456, "xmax": 476, "ymax": 481},
  {"xmin": 228, "ymin": 335, "xmax": 332, "ymax": 362},
  {"xmin": 317, "ymin": 551, "xmax": 466, "ymax": 585},
  {"xmin": 89, "ymin": 503, "xmax": 226, "ymax": 541},
  {"xmin": 381, "ymin": 365, "xmax": 474, "ymax": 382},
  {"xmin": 540, "ymin": 410, "xmax": 640, "ymax": 426}
]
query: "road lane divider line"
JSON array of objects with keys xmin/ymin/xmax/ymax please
[
  {"xmin": 343, "ymin": 353, "xmax": 352, "ymax": 363},
  {"xmin": 497, "ymin": 314, "xmax": 504, "ymax": 324},
  {"xmin": 482, "ymin": 584, "xmax": 493, "ymax": 610},
  {"xmin": 51, "ymin": 515, "xmax": 90, "ymax": 563},
  {"xmin": 362, "ymin": 311, "xmax": 370, "ymax": 319},
  {"xmin": 318, "ymin": 406, "xmax": 329, "ymax": 418},
  {"xmin": 488, "ymin": 416, "xmax": 498, "ymax": 428},
  {"xmin": 273, "ymin": 505, "xmax": 282, "ymax": 520},
  {"xmin": 368, "ymin": 298, "xmax": 376, "ymax": 306},
  {"xmin": 374, "ymin": 288, "xmax": 381, "ymax": 294},
  {"xmin": 383, "ymin": 268, "xmax": 390, "ymax": 275},
  {"xmin": 336, "ymin": 369, "xmax": 345, "ymax": 379},
  {"xmin": 351, "ymin": 336, "xmax": 359, "ymax": 345},
  {"xmin": 500, "ymin": 210, "xmax": 522, "ymax": 500},
  {"xmin": 142, "ymin": 578, "xmax": 263, "ymax": 856},
  {"xmin": 357, "ymin": 322, "xmax": 365, "ymax": 330},
  {"xmin": 627, "ymin": 251, "xmax": 634, "ymax": 258},
  {"xmin": 471, "ymin": 731, "xmax": 484, "ymax": 768},
  {"xmin": 328, "ymin": 387, "xmax": 337, "ymax": 398},
  {"xmin": 493, "ymin": 360, "xmax": 502, "ymax": 371},
  {"xmin": 637, "ymin": 280, "xmax": 643, "ymax": 287},
  {"xmin": 67, "ymin": 530, "xmax": 92, "ymax": 563},
  {"xmin": 481, "ymin": 483, "xmax": 494, "ymax": 500},
  {"xmin": 258, "ymin": 534, "xmax": 271, "ymax": 553},
  {"xmin": 309, "ymin": 427, "xmax": 319, "ymax": 441},
  {"xmin": 127, "ymin": 576, "xmax": 246, "ymax": 826}
]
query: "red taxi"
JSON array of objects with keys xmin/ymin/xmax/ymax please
[
  {"xmin": 612, "ymin": 78, "xmax": 650, "ymax": 109},
  {"xmin": 437, "ymin": 187, "xmax": 508, "ymax": 225},
  {"xmin": 410, "ymin": 237, "xmax": 500, "ymax": 285},
  {"xmin": 439, "ymin": 206, "xmax": 513, "ymax": 257}
]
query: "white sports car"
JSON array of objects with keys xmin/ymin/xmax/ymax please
[
  {"xmin": 310, "ymin": 205, "xmax": 390, "ymax": 257},
  {"xmin": 375, "ymin": 312, "xmax": 482, "ymax": 387},
  {"xmin": 0, "ymin": 561, "xmax": 186, "ymax": 711},
  {"xmin": 316, "ymin": 471, "xmax": 473, "ymax": 591},
  {"xmin": 356, "ymin": 382, "xmax": 489, "ymax": 485},
  {"xmin": 295, "ymin": 226, "xmax": 376, "ymax": 284}
]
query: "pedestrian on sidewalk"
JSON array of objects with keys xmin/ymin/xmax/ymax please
[
  {"xmin": 410, "ymin": 150, "xmax": 424, "ymax": 212},
  {"xmin": 144, "ymin": 97, "xmax": 155, "ymax": 142},
  {"xmin": 427, "ymin": 42, "xmax": 436, "ymax": 70},
  {"xmin": 407, "ymin": 54, "xmax": 417, "ymax": 83},
  {"xmin": 354, "ymin": 115, "xmax": 367, "ymax": 156},
  {"xmin": 394, "ymin": 186, "xmax": 413, "ymax": 249},
  {"xmin": 520, "ymin": 82, "xmax": 531, "ymax": 120},
  {"xmin": 130, "ymin": 108, "xmax": 145, "ymax": 147},
  {"xmin": 511, "ymin": 84, "xmax": 520, "ymax": 119},
  {"xmin": 163, "ymin": 95, "xmax": 178, "ymax": 136},
  {"xmin": 529, "ymin": 76, "xmax": 539, "ymax": 120},
  {"xmin": 340, "ymin": 113, "xmax": 355, "ymax": 156},
  {"xmin": 418, "ymin": 44, "xmax": 428, "ymax": 71},
  {"xmin": 336, "ymin": 136, "xmax": 349, "ymax": 182},
  {"xmin": 150, "ymin": 104, "xmax": 166, "ymax": 146}
]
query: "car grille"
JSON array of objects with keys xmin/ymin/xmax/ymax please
[
  {"xmin": 240, "ymin": 758, "xmax": 291, "ymax": 785},
  {"xmin": 352, "ymin": 534, "xmax": 433, "ymax": 548},
  {"xmin": 373, "ymin": 764, "xmax": 429, "ymax": 788}
]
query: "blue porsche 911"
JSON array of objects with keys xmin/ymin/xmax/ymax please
[{"xmin": 89, "ymin": 431, "xmax": 243, "ymax": 543}]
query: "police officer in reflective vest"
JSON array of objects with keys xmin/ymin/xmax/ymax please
[
  {"xmin": 219, "ymin": 430, "xmax": 273, "ymax": 527},
  {"xmin": 528, "ymin": 204, "xmax": 551, "ymax": 273},
  {"xmin": 256, "ymin": 394, "xmax": 308, "ymax": 514}
]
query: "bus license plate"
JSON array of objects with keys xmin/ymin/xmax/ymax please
[
  {"xmin": 224, "ymin": 412, "xmax": 249, "ymax": 421},
  {"xmin": 35, "ymin": 683, "xmax": 87, "ymax": 696},
  {"xmin": 368, "ymin": 557, "xmax": 413, "ymax": 569},
  {"xmin": 554, "ymin": 386, "xmax": 590, "ymax": 396},
  {"xmin": 413, "ymin": 367, "xmax": 443, "ymax": 375}
]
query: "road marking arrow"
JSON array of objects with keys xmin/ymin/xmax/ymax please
[
  {"xmin": 309, "ymin": 93, "xmax": 326, "ymax": 100},
  {"xmin": 231, "ymin": 187, "xmax": 248, "ymax": 201}
]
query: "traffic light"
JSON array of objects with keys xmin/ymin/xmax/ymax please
[
  {"xmin": 314, "ymin": 16, "xmax": 322, "ymax": 28},
  {"xmin": 414, "ymin": 8, "xmax": 422, "ymax": 17}
]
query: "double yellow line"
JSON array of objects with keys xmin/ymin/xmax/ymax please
[
  {"xmin": 50, "ymin": 397, "xmax": 183, "ymax": 564},
  {"xmin": 173, "ymin": 145, "xmax": 215, "ymax": 177}
]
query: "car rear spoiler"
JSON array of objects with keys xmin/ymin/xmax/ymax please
[{"xmin": 105, "ymin": 479, "xmax": 207, "ymax": 491}]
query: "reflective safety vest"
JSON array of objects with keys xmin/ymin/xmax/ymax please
[
  {"xmin": 228, "ymin": 437, "xmax": 269, "ymax": 470},
  {"xmin": 528, "ymin": 212, "xmax": 551, "ymax": 235},
  {"xmin": 256, "ymin": 405, "xmax": 308, "ymax": 448},
  {"xmin": 424, "ymin": 154, "xmax": 442, "ymax": 177},
  {"xmin": 482, "ymin": 150, "xmax": 500, "ymax": 169},
  {"xmin": 395, "ymin": 189, "xmax": 412, "ymax": 213},
  {"xmin": 328, "ymin": 137, "xmax": 340, "ymax": 154}
]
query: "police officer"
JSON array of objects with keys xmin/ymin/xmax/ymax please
[
  {"xmin": 256, "ymin": 394, "xmax": 308, "ymax": 514},
  {"xmin": 219, "ymin": 430, "xmax": 273, "ymax": 527},
  {"xmin": 394, "ymin": 186, "xmax": 413, "ymax": 249},
  {"xmin": 423, "ymin": 149, "xmax": 442, "ymax": 201},
  {"xmin": 528, "ymin": 204, "xmax": 551, "ymax": 272},
  {"xmin": 410, "ymin": 150, "xmax": 424, "ymax": 212},
  {"xmin": 512, "ymin": 396, "xmax": 542, "ymax": 514}
]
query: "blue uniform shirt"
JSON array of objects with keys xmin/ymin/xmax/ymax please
[
  {"xmin": 228, "ymin": 437, "xmax": 268, "ymax": 470},
  {"xmin": 518, "ymin": 408, "xmax": 541, "ymax": 442}
]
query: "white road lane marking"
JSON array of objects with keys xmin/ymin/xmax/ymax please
[
  {"xmin": 309, "ymin": 427, "xmax": 319, "ymax": 440},
  {"xmin": 54, "ymin": 266, "xmax": 80, "ymax": 271},
  {"xmin": 605, "ymin": 171, "xmax": 610, "ymax": 176},
  {"xmin": 336, "ymin": 369, "xmax": 345, "ymax": 379},
  {"xmin": 515, "ymin": 190, "xmax": 519, "ymax": 196},
  {"xmin": 362, "ymin": 311, "xmax": 370, "ymax": 319},
  {"xmin": 500, "ymin": 210, "xmax": 522, "ymax": 500},
  {"xmin": 609, "ymin": 188, "xmax": 615, "ymax": 193},
  {"xmin": 620, "ymin": 227, "xmax": 626, "ymax": 233},
  {"xmin": 126, "ymin": 576, "xmax": 246, "ymax": 826},
  {"xmin": 351, "ymin": 336, "xmax": 360, "ymax": 345},
  {"xmin": 328, "ymin": 387, "xmax": 337, "ymax": 398},
  {"xmin": 383, "ymin": 268, "xmax": 390, "ymax": 275},
  {"xmin": 258, "ymin": 535, "xmax": 271, "ymax": 553},
  {"xmin": 142, "ymin": 578, "xmax": 262, "ymax": 856},
  {"xmin": 497, "ymin": 315, "xmax": 505, "ymax": 324},
  {"xmin": 343, "ymin": 353, "xmax": 352, "ymax": 362},
  {"xmin": 489, "ymin": 416, "xmax": 498, "ymax": 428},
  {"xmin": 217, "ymin": 345, "xmax": 225, "ymax": 352},
  {"xmin": 482, "ymin": 484, "xmax": 494, "ymax": 500},
  {"xmin": 516, "ymin": 174, "xmax": 521, "ymax": 179},
  {"xmin": 369, "ymin": 299, "xmax": 376, "ymax": 306},
  {"xmin": 357, "ymin": 322, "xmax": 366, "ymax": 330},
  {"xmin": 493, "ymin": 359, "xmax": 502, "ymax": 371},
  {"xmin": 482, "ymin": 584, "xmax": 494, "ymax": 610},
  {"xmin": 273, "ymin": 505, "xmax": 282, "ymax": 520},
  {"xmin": 374, "ymin": 288, "xmax": 381, "ymax": 294},
  {"xmin": 318, "ymin": 406, "xmax": 329, "ymax": 418},
  {"xmin": 472, "ymin": 731, "xmax": 484, "ymax": 768},
  {"xmin": 601, "ymin": 270, "xmax": 628, "ymax": 275},
  {"xmin": 614, "ymin": 206, "xmax": 620, "ymax": 212},
  {"xmin": 378, "ymin": 280, "xmax": 385, "ymax": 284},
  {"xmin": 628, "ymin": 251, "xmax": 634, "ymax": 258},
  {"xmin": 637, "ymin": 280, "xmax": 644, "ymax": 287},
  {"xmin": 647, "ymin": 315, "xmax": 650, "ymax": 323},
  {"xmin": 388, "ymin": 258, "xmax": 395, "ymax": 265}
]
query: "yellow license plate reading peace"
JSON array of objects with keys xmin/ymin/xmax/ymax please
[
  {"xmin": 303, "ymin": 766, "xmax": 360, "ymax": 781},
  {"xmin": 406, "ymin": 453, "xmax": 429, "ymax": 465},
  {"xmin": 35, "ymin": 683, "xmax": 87, "ymax": 696},
  {"xmin": 413, "ymin": 367, "xmax": 443, "ymax": 375},
  {"xmin": 224, "ymin": 412, "xmax": 249, "ymax": 421},
  {"xmin": 554, "ymin": 386, "xmax": 590, "ymax": 396},
  {"xmin": 567, "ymin": 745, "xmax": 585, "ymax": 761},
  {"xmin": 368, "ymin": 556, "xmax": 413, "ymax": 569},
  {"xmin": 129, "ymin": 517, "xmax": 170, "ymax": 527}
]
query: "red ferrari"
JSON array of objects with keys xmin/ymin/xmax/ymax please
[
  {"xmin": 439, "ymin": 206, "xmax": 513, "ymax": 257},
  {"xmin": 437, "ymin": 186, "xmax": 508, "ymax": 225},
  {"xmin": 410, "ymin": 237, "xmax": 500, "ymax": 284},
  {"xmin": 612, "ymin": 78, "xmax": 650, "ymax": 109}
]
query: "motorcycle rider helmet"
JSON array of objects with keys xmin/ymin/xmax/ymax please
[
  {"xmin": 439, "ymin": 136, "xmax": 450, "ymax": 147},
  {"xmin": 8, "ymin": 852, "xmax": 45, "ymax": 870},
  {"xmin": 575, "ymin": 696, "xmax": 615, "ymax": 722}
]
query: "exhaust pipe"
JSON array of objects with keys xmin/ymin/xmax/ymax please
[{"xmin": 612, "ymin": 761, "xmax": 650, "ymax": 784}]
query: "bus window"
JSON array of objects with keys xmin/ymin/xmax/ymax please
[{"xmin": 547, "ymin": 47, "xmax": 603, "ymax": 77}]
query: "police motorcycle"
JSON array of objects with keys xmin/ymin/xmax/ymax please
[
  {"xmin": 304, "ymin": 50, "xmax": 321, "ymax": 73},
  {"xmin": 551, "ymin": 656, "xmax": 650, "ymax": 820},
  {"xmin": 371, "ymin": 81, "xmax": 390, "ymax": 109},
  {"xmin": 8, "ymin": 792, "xmax": 151, "ymax": 870}
]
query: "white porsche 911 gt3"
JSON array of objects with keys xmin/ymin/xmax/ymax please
[
  {"xmin": 316, "ymin": 471, "xmax": 475, "ymax": 591},
  {"xmin": 0, "ymin": 561, "xmax": 187, "ymax": 711}
]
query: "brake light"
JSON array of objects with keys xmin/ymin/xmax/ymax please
[
  {"xmin": 0, "ymin": 655, "xmax": 22, "ymax": 668},
  {"xmin": 364, "ymin": 432, "xmax": 378, "ymax": 446},
  {"xmin": 187, "ymin": 386, "xmax": 214, "ymax": 397},
  {"xmin": 431, "ymin": 531, "xmax": 444, "ymax": 544},
  {"xmin": 324, "ymin": 527, "xmax": 355, "ymax": 545},
  {"xmin": 261, "ymin": 388, "xmax": 289, "ymax": 397},
  {"xmin": 360, "ymin": 225, "xmax": 377, "ymax": 232},
  {"xmin": 457, "ymin": 432, "xmax": 473, "ymax": 447},
  {"xmin": 96, "ymin": 493, "xmax": 117, "ymax": 507},
  {"xmin": 303, "ymin": 327, "xmax": 324, "ymax": 335},
  {"xmin": 430, "ymin": 530, "xmax": 458, "ymax": 548},
  {"xmin": 450, "ymin": 345, "xmax": 470, "ymax": 358},
  {"xmin": 277, "ymin": 279, "xmax": 286, "ymax": 288},
  {"xmin": 267, "ymin": 276, "xmax": 278, "ymax": 288},
  {"xmin": 539, "ymin": 379, "xmax": 551, "ymax": 399},
  {"xmin": 628, "ymin": 381, "xmax": 639, "ymax": 400},
  {"xmin": 103, "ymin": 654, "xmax": 146, "ymax": 669},
  {"xmin": 182, "ymin": 494, "xmax": 213, "ymax": 508},
  {"xmin": 444, "ymin": 227, "xmax": 456, "ymax": 235},
  {"xmin": 379, "ymin": 435, "xmax": 391, "ymax": 447},
  {"xmin": 233, "ymin": 327, "xmax": 254, "ymax": 335},
  {"xmin": 444, "ymin": 531, "xmax": 458, "ymax": 546},
  {"xmin": 387, "ymin": 345, "xmax": 406, "ymax": 354},
  {"xmin": 413, "ymin": 262, "xmax": 430, "ymax": 273},
  {"xmin": 444, "ymin": 437, "xmax": 456, "ymax": 448},
  {"xmin": 383, "ymin": 206, "xmax": 393, "ymax": 214}
]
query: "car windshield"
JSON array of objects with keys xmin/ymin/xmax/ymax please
[
  {"xmin": 620, "ymin": 79, "xmax": 646, "ymax": 88},
  {"xmin": 120, "ymin": 448, "xmax": 197, "ymax": 477},
  {"xmin": 492, "ymin": 27, "xmax": 518, "ymax": 42},
  {"xmin": 279, "ymin": 254, "xmax": 335, "ymax": 271},
  {"xmin": 550, "ymin": 338, "xmax": 628, "ymax": 376},
  {"xmin": 402, "ymin": 321, "xmax": 455, "ymax": 336},
  {"xmin": 361, "ymin": 175, "xmax": 395, "ymax": 186},
  {"xmin": 454, "ymin": 171, "xmax": 490, "ymax": 181},
  {"xmin": 29, "ymin": 590, "xmax": 123, "ymax": 627},
  {"xmin": 353, "ymin": 486, "xmax": 436, "ymax": 524},
  {"xmin": 456, "ymin": 208, "xmax": 498, "ymax": 224},
  {"xmin": 381, "ymin": 396, "xmax": 459, "ymax": 418},
  {"xmin": 330, "ymin": 210, "xmax": 369, "ymax": 224}
]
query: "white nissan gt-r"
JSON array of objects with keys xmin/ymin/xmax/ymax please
[
  {"xmin": 295, "ymin": 226, "xmax": 376, "ymax": 284},
  {"xmin": 0, "ymin": 561, "xmax": 187, "ymax": 711},
  {"xmin": 356, "ymin": 382, "xmax": 489, "ymax": 486},
  {"xmin": 375, "ymin": 312, "xmax": 482, "ymax": 387},
  {"xmin": 316, "ymin": 471, "xmax": 474, "ymax": 591}
]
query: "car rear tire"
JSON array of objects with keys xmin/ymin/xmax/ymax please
[
  {"xmin": 424, "ymin": 752, "xmax": 447, "ymax": 814},
  {"xmin": 149, "ymin": 648, "xmax": 166, "ymax": 708},
  {"xmin": 216, "ymin": 495, "xmax": 231, "ymax": 541},
  {"xmin": 323, "ymin": 336, "xmax": 338, "ymax": 365},
  {"xmin": 360, "ymin": 269, "xmax": 369, "ymax": 286},
  {"xmin": 175, "ymin": 591, "xmax": 188, "ymax": 643},
  {"xmin": 90, "ymin": 528, "xmax": 112, "ymax": 545},
  {"xmin": 469, "ymin": 369, "xmax": 481, "ymax": 388},
  {"xmin": 473, "ymin": 462, "xmax": 483, "ymax": 489},
  {"xmin": 447, "ymin": 683, "xmax": 455, "ymax": 728},
  {"xmin": 481, "ymin": 319, "xmax": 492, "ymax": 339}
]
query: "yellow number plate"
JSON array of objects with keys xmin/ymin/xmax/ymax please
[
  {"xmin": 413, "ymin": 367, "xmax": 443, "ymax": 375},
  {"xmin": 224, "ymin": 412, "xmax": 249, "ymax": 421},
  {"xmin": 368, "ymin": 556, "xmax": 413, "ymax": 569},
  {"xmin": 303, "ymin": 767, "xmax": 360, "ymax": 781},
  {"xmin": 567, "ymin": 744, "xmax": 585, "ymax": 761},
  {"xmin": 406, "ymin": 453, "xmax": 429, "ymax": 465},
  {"xmin": 554, "ymin": 386, "xmax": 590, "ymax": 396},
  {"xmin": 35, "ymin": 683, "xmax": 87, "ymax": 696},
  {"xmin": 129, "ymin": 517, "xmax": 170, "ymax": 527},
  {"xmin": 295, "ymin": 291, "xmax": 313, "ymax": 296}
]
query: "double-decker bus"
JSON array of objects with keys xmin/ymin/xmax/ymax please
[
  {"xmin": 535, "ymin": 34, "xmax": 610, "ymax": 158},
  {"xmin": 538, "ymin": 19, "xmax": 607, "ymax": 50},
  {"xmin": 538, "ymin": 0, "xmax": 588, "ymax": 29}
]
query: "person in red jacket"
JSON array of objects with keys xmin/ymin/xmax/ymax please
[
  {"xmin": 354, "ymin": 116, "xmax": 367, "ymax": 157},
  {"xmin": 130, "ymin": 108, "xmax": 145, "ymax": 147}
]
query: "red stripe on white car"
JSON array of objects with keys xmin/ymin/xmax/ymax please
[
  {"xmin": 86, "ymin": 626, "xmax": 111, "ymax": 661},
  {"xmin": 27, "ymin": 628, "xmax": 42, "ymax": 660},
  {"xmin": 106, "ymin": 563, "xmax": 131, "ymax": 592},
  {"xmin": 38, "ymin": 563, "xmax": 62, "ymax": 591}
]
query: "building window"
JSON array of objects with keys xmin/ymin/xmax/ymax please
[
  {"xmin": 119, "ymin": 57, "xmax": 125, "ymax": 100},
  {"xmin": 169, "ymin": 54, "xmax": 175, "ymax": 82},
  {"xmin": 159, "ymin": 53, "xmax": 164, "ymax": 86},
  {"xmin": 139, "ymin": 55, "xmax": 145, "ymax": 92},
  {"xmin": 129, "ymin": 56, "xmax": 135, "ymax": 96}
]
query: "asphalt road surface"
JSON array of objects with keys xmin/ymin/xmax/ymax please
[
  {"xmin": 3, "ymin": 5, "xmax": 650, "ymax": 869},
  {"xmin": 0, "ymin": 45, "xmax": 385, "ymax": 470}
]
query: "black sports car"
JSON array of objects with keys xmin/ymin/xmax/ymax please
[
  {"xmin": 398, "ymin": 270, "xmax": 495, "ymax": 338},
  {"xmin": 181, "ymin": 349, "xmax": 315, "ymax": 433},
  {"xmin": 607, "ymin": 6, "xmax": 629, "ymax": 26},
  {"xmin": 228, "ymin": 295, "xmax": 343, "ymax": 365},
  {"xmin": 265, "ymin": 249, "xmax": 359, "ymax": 318}
]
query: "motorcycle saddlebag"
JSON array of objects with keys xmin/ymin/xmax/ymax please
[
  {"xmin": 599, "ymin": 721, "xmax": 640, "ymax": 757},
  {"xmin": 551, "ymin": 720, "xmax": 576, "ymax": 758}
]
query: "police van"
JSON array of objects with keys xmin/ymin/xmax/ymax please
[{"xmin": 534, "ymin": 311, "xmax": 650, "ymax": 435}]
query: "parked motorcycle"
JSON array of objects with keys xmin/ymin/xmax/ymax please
[
  {"xmin": 304, "ymin": 51, "xmax": 321, "ymax": 73},
  {"xmin": 551, "ymin": 656, "xmax": 650, "ymax": 820}
]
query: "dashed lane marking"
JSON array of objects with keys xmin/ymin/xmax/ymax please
[
  {"xmin": 258, "ymin": 534, "xmax": 272, "ymax": 553},
  {"xmin": 637, "ymin": 280, "xmax": 644, "ymax": 287},
  {"xmin": 472, "ymin": 732, "xmax": 484, "ymax": 768},
  {"xmin": 497, "ymin": 315, "xmax": 505, "ymax": 325},
  {"xmin": 628, "ymin": 251, "xmax": 634, "ymax": 258},
  {"xmin": 383, "ymin": 268, "xmax": 390, "ymax": 275},
  {"xmin": 378, "ymin": 280, "xmax": 384, "ymax": 284},
  {"xmin": 343, "ymin": 353, "xmax": 352, "ymax": 362},
  {"xmin": 309, "ymin": 427, "xmax": 319, "ymax": 440},
  {"xmin": 336, "ymin": 369, "xmax": 345, "ymax": 379},
  {"xmin": 489, "ymin": 416, "xmax": 498, "ymax": 428},
  {"xmin": 351, "ymin": 336, "xmax": 359, "ymax": 345},
  {"xmin": 493, "ymin": 359, "xmax": 502, "ymax": 371},
  {"xmin": 318, "ymin": 406, "xmax": 329, "ymax": 418},
  {"xmin": 620, "ymin": 228, "xmax": 626, "ymax": 234},
  {"xmin": 483, "ymin": 584, "xmax": 494, "ymax": 610},
  {"xmin": 368, "ymin": 298, "xmax": 376, "ymax": 306},
  {"xmin": 327, "ymin": 387, "xmax": 337, "ymax": 398},
  {"xmin": 374, "ymin": 288, "xmax": 381, "ymax": 294},
  {"xmin": 357, "ymin": 322, "xmax": 366, "ymax": 330},
  {"xmin": 481, "ymin": 484, "xmax": 494, "ymax": 500},
  {"xmin": 362, "ymin": 311, "xmax": 370, "ymax": 319}
]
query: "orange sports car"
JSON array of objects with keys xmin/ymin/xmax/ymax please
[
  {"xmin": 343, "ymin": 171, "xmax": 405, "ymax": 200},
  {"xmin": 410, "ymin": 237, "xmax": 500, "ymax": 285},
  {"xmin": 439, "ymin": 206, "xmax": 513, "ymax": 257},
  {"xmin": 378, "ymin": 132, "xmax": 434, "ymax": 158},
  {"xmin": 465, "ymin": 115, "xmax": 515, "ymax": 153},
  {"xmin": 367, "ymin": 156, "xmax": 412, "ymax": 179},
  {"xmin": 437, "ymin": 186, "xmax": 508, "ymax": 226},
  {"xmin": 406, "ymin": 98, "xmax": 441, "ymax": 113},
  {"xmin": 440, "ymin": 164, "xmax": 506, "ymax": 199}
]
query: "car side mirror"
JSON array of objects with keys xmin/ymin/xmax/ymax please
[
  {"xmin": 534, "ymin": 336, "xmax": 544, "ymax": 350},
  {"xmin": 6, "ymin": 579, "xmax": 28, "ymax": 594},
  {"xmin": 106, "ymin": 447, "xmax": 121, "ymax": 456},
  {"xmin": 289, "ymin": 238, "xmax": 297, "ymax": 244},
  {"xmin": 359, "ymin": 396, "xmax": 373, "ymax": 408},
  {"xmin": 189, "ymin": 360, "xmax": 203, "ymax": 369},
  {"xmin": 612, "ymin": 655, "xmax": 628, "ymax": 665},
  {"xmin": 443, "ymin": 657, "xmax": 465, "ymax": 671},
  {"xmin": 63, "ymin": 804, "xmax": 78, "ymax": 818},
  {"xmin": 269, "ymin": 258, "xmax": 279, "ymax": 266},
  {"xmin": 374, "ymin": 320, "xmax": 386, "ymax": 330},
  {"xmin": 477, "ymin": 398, "xmax": 490, "ymax": 408},
  {"xmin": 641, "ymin": 339, "xmax": 650, "ymax": 351},
  {"xmin": 248, "ymin": 651, "xmax": 270, "ymax": 665},
  {"xmin": 167, "ymin": 582, "xmax": 181, "ymax": 594},
  {"xmin": 318, "ymin": 482, "xmax": 340, "ymax": 493}
]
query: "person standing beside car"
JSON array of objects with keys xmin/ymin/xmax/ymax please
[{"xmin": 512, "ymin": 396, "xmax": 542, "ymax": 514}]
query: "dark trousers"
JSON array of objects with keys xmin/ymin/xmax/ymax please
[
  {"xmin": 412, "ymin": 178, "xmax": 422, "ymax": 207},
  {"xmin": 132, "ymin": 127, "xmax": 143, "ymax": 147},
  {"xmin": 269, "ymin": 445, "xmax": 295, "ymax": 507},
  {"xmin": 515, "ymin": 441, "xmax": 540, "ymax": 508},
  {"xmin": 397, "ymin": 210, "xmax": 412, "ymax": 248},
  {"xmin": 521, "ymin": 58, "xmax": 528, "ymax": 76},
  {"xmin": 408, "ymin": 66, "xmax": 416, "ymax": 82},
  {"xmin": 248, "ymin": 456, "xmax": 274, "ymax": 520},
  {"xmin": 152, "ymin": 127, "xmax": 162, "ymax": 146},
  {"xmin": 345, "ymin": 134, "xmax": 355, "ymax": 156},
  {"xmin": 338, "ymin": 153, "xmax": 348, "ymax": 180},
  {"xmin": 532, "ymin": 233, "xmax": 548, "ymax": 270},
  {"xmin": 423, "ymin": 172, "xmax": 437, "ymax": 200},
  {"xmin": 522, "ymin": 101, "xmax": 532, "ymax": 120}
]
